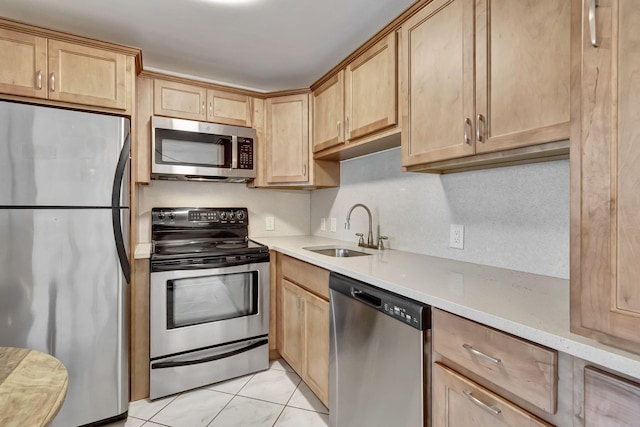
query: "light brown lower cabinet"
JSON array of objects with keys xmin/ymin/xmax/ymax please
[
  {"xmin": 433, "ymin": 363, "xmax": 553, "ymax": 427},
  {"xmin": 584, "ymin": 366, "xmax": 640, "ymax": 426},
  {"xmin": 279, "ymin": 278, "xmax": 329, "ymax": 407},
  {"xmin": 276, "ymin": 255, "xmax": 329, "ymax": 407}
]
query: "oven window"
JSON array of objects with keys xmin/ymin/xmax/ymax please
[
  {"xmin": 155, "ymin": 128, "xmax": 232, "ymax": 168},
  {"xmin": 167, "ymin": 271, "xmax": 258, "ymax": 329}
]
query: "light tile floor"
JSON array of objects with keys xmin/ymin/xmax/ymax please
[{"xmin": 105, "ymin": 359, "xmax": 329, "ymax": 427}]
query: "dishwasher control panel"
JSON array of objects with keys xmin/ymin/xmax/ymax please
[
  {"xmin": 383, "ymin": 302, "xmax": 421, "ymax": 326},
  {"xmin": 329, "ymin": 271, "xmax": 430, "ymax": 331}
]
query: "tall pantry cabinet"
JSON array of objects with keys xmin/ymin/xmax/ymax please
[{"xmin": 571, "ymin": 0, "xmax": 640, "ymax": 353}]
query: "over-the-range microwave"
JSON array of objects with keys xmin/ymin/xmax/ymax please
[{"xmin": 151, "ymin": 116, "xmax": 256, "ymax": 182}]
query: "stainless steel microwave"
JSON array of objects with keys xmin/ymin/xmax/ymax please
[{"xmin": 151, "ymin": 116, "xmax": 257, "ymax": 182}]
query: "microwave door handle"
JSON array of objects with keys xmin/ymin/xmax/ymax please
[{"xmin": 231, "ymin": 135, "xmax": 238, "ymax": 169}]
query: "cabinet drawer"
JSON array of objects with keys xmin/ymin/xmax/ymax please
[
  {"xmin": 433, "ymin": 309, "xmax": 557, "ymax": 414},
  {"xmin": 280, "ymin": 255, "xmax": 329, "ymax": 300},
  {"xmin": 433, "ymin": 363, "xmax": 553, "ymax": 427}
]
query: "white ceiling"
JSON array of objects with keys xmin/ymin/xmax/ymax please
[{"xmin": 1, "ymin": 0, "xmax": 415, "ymax": 92}]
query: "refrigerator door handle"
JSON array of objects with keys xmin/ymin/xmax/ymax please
[{"xmin": 112, "ymin": 132, "xmax": 131, "ymax": 284}]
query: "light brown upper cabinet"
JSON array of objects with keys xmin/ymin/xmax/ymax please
[
  {"xmin": 206, "ymin": 89, "xmax": 252, "ymax": 127},
  {"xmin": 401, "ymin": 0, "xmax": 571, "ymax": 170},
  {"xmin": 0, "ymin": 28, "xmax": 48, "ymax": 99},
  {"xmin": 313, "ymin": 31, "xmax": 398, "ymax": 157},
  {"xmin": 253, "ymin": 94, "xmax": 339, "ymax": 189},
  {"xmin": 154, "ymin": 79, "xmax": 252, "ymax": 126},
  {"xmin": 571, "ymin": 0, "xmax": 640, "ymax": 354},
  {"xmin": 313, "ymin": 71, "xmax": 345, "ymax": 152},
  {"xmin": 265, "ymin": 93, "xmax": 311, "ymax": 184},
  {"xmin": 0, "ymin": 27, "xmax": 130, "ymax": 111}
]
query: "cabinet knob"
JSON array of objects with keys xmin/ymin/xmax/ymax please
[
  {"xmin": 36, "ymin": 70, "xmax": 42, "ymax": 90},
  {"xmin": 49, "ymin": 72, "xmax": 55, "ymax": 92}
]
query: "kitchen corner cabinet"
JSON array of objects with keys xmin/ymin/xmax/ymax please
[
  {"xmin": 154, "ymin": 79, "xmax": 252, "ymax": 126},
  {"xmin": 570, "ymin": 0, "xmax": 640, "ymax": 353},
  {"xmin": 266, "ymin": 93, "xmax": 310, "ymax": 183},
  {"xmin": 0, "ymin": 26, "xmax": 131, "ymax": 111},
  {"xmin": 253, "ymin": 94, "xmax": 339, "ymax": 188},
  {"xmin": 401, "ymin": 0, "xmax": 570, "ymax": 172},
  {"xmin": 313, "ymin": 31, "xmax": 399, "ymax": 159},
  {"xmin": 584, "ymin": 366, "xmax": 640, "ymax": 426},
  {"xmin": 276, "ymin": 254, "xmax": 329, "ymax": 407}
]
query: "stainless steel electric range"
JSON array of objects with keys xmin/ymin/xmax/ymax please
[{"xmin": 149, "ymin": 207, "xmax": 270, "ymax": 400}]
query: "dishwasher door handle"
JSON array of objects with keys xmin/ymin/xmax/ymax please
[{"xmin": 351, "ymin": 288, "xmax": 382, "ymax": 308}]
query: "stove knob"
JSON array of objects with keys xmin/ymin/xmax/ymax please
[
  {"xmin": 168, "ymin": 212, "xmax": 176, "ymax": 220},
  {"xmin": 228, "ymin": 211, "xmax": 235, "ymax": 220},
  {"xmin": 220, "ymin": 211, "xmax": 228, "ymax": 221},
  {"xmin": 158, "ymin": 211, "xmax": 165, "ymax": 220},
  {"xmin": 236, "ymin": 210, "xmax": 246, "ymax": 221}
]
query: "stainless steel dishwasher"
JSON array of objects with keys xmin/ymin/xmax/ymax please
[{"xmin": 329, "ymin": 272, "xmax": 431, "ymax": 427}]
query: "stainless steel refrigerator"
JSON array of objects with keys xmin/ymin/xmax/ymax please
[{"xmin": 0, "ymin": 100, "xmax": 130, "ymax": 426}]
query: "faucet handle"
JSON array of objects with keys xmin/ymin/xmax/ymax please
[
  {"xmin": 378, "ymin": 235, "xmax": 389, "ymax": 250},
  {"xmin": 355, "ymin": 233, "xmax": 364, "ymax": 245}
]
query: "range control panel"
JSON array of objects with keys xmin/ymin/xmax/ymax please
[{"xmin": 152, "ymin": 208, "xmax": 248, "ymax": 226}]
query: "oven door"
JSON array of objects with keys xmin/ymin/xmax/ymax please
[{"xmin": 150, "ymin": 261, "xmax": 269, "ymax": 358}]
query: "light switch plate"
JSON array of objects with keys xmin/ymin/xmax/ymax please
[
  {"xmin": 330, "ymin": 218, "xmax": 337, "ymax": 232},
  {"xmin": 321, "ymin": 218, "xmax": 326, "ymax": 232},
  {"xmin": 450, "ymin": 224, "xmax": 464, "ymax": 249}
]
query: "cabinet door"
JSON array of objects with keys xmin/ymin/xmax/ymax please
[
  {"xmin": 265, "ymin": 94, "xmax": 309, "ymax": 183},
  {"xmin": 345, "ymin": 31, "xmax": 397, "ymax": 141},
  {"xmin": 432, "ymin": 363, "xmax": 553, "ymax": 427},
  {"xmin": 154, "ymin": 79, "xmax": 207, "ymax": 121},
  {"xmin": 400, "ymin": 0, "xmax": 475, "ymax": 166},
  {"xmin": 475, "ymin": 0, "xmax": 570, "ymax": 154},
  {"xmin": 0, "ymin": 28, "xmax": 47, "ymax": 99},
  {"xmin": 313, "ymin": 70, "xmax": 344, "ymax": 152},
  {"xmin": 584, "ymin": 367, "xmax": 640, "ymax": 426},
  {"xmin": 280, "ymin": 279, "xmax": 305, "ymax": 373},
  {"xmin": 48, "ymin": 40, "xmax": 127, "ymax": 110},
  {"xmin": 206, "ymin": 89, "xmax": 252, "ymax": 127},
  {"xmin": 303, "ymin": 292, "xmax": 329, "ymax": 407},
  {"xmin": 571, "ymin": 0, "xmax": 640, "ymax": 351}
]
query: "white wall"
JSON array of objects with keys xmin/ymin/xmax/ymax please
[
  {"xmin": 310, "ymin": 148, "xmax": 569, "ymax": 279},
  {"xmin": 137, "ymin": 180, "xmax": 311, "ymax": 243}
]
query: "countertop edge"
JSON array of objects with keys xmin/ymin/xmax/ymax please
[{"xmin": 258, "ymin": 235, "xmax": 640, "ymax": 381}]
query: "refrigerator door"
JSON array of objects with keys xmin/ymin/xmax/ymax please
[
  {"xmin": 0, "ymin": 100, "xmax": 129, "ymax": 207},
  {"xmin": 0, "ymin": 208, "xmax": 128, "ymax": 426}
]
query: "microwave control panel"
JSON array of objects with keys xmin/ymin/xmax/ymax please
[{"xmin": 238, "ymin": 138, "xmax": 254, "ymax": 170}]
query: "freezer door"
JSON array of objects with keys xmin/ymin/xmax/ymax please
[
  {"xmin": 0, "ymin": 100, "xmax": 129, "ymax": 207},
  {"xmin": 0, "ymin": 209, "xmax": 128, "ymax": 426}
]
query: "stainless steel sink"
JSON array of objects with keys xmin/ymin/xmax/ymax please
[{"xmin": 303, "ymin": 245, "xmax": 371, "ymax": 258}]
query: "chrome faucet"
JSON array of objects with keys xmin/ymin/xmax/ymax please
[{"xmin": 345, "ymin": 203, "xmax": 388, "ymax": 249}]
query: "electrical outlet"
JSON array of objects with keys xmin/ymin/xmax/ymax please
[
  {"xmin": 265, "ymin": 216, "xmax": 275, "ymax": 231},
  {"xmin": 320, "ymin": 218, "xmax": 326, "ymax": 232},
  {"xmin": 330, "ymin": 218, "xmax": 337, "ymax": 232},
  {"xmin": 450, "ymin": 224, "xmax": 464, "ymax": 249}
]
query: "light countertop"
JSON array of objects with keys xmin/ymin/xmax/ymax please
[{"xmin": 255, "ymin": 235, "xmax": 640, "ymax": 380}]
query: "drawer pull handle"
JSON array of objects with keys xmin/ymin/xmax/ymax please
[
  {"xmin": 463, "ymin": 343, "xmax": 501, "ymax": 364},
  {"xmin": 463, "ymin": 389, "xmax": 502, "ymax": 416}
]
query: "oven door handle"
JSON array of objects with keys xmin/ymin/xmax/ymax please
[{"xmin": 151, "ymin": 338, "xmax": 268, "ymax": 369}]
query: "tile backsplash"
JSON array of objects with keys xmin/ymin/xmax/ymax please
[{"xmin": 310, "ymin": 148, "xmax": 569, "ymax": 279}]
